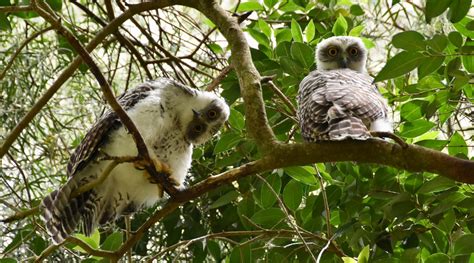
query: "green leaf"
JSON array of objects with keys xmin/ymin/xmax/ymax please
[
  {"xmin": 392, "ymin": 31, "xmax": 426, "ymax": 51},
  {"xmin": 230, "ymin": 244, "xmax": 252, "ymax": 263},
  {"xmin": 251, "ymin": 208, "xmax": 285, "ymax": 227},
  {"xmin": 207, "ymin": 240, "xmax": 221, "ymax": 261},
  {"xmin": 400, "ymin": 101, "xmax": 424, "ymax": 121},
  {"xmin": 305, "ymin": 20, "xmax": 315, "ymax": 42},
  {"xmin": 275, "ymin": 41, "xmax": 291, "ymax": 57},
  {"xmin": 332, "ymin": 14, "xmax": 348, "ymax": 36},
  {"xmin": 0, "ymin": 13, "xmax": 11, "ymax": 31},
  {"xmin": 208, "ymin": 43, "xmax": 224, "ymax": 54},
  {"xmin": 276, "ymin": 29, "xmax": 292, "ymax": 44},
  {"xmin": 426, "ymin": 34, "xmax": 448, "ymax": 52},
  {"xmin": 237, "ymin": 1, "xmax": 264, "ymax": 12},
  {"xmin": 0, "ymin": 259, "xmax": 17, "ymax": 263},
  {"xmin": 264, "ymin": 0, "xmax": 278, "ymax": 8},
  {"xmin": 437, "ymin": 209, "xmax": 455, "ymax": 233},
  {"xmin": 448, "ymin": 132, "xmax": 468, "ymax": 157},
  {"xmin": 418, "ymin": 176, "xmax": 456, "ymax": 194},
  {"xmin": 358, "ymin": 245, "xmax": 370, "ymax": 263},
  {"xmin": 342, "ymin": 257, "xmax": 357, "ymax": 263},
  {"xmin": 46, "ymin": 0, "xmax": 62, "ymax": 11},
  {"xmin": 73, "ymin": 230, "xmax": 100, "ymax": 253},
  {"xmin": 454, "ymin": 17, "xmax": 474, "ymax": 38},
  {"xmin": 280, "ymin": 56, "xmax": 304, "ymax": 77},
  {"xmin": 350, "ymin": 4, "xmax": 364, "ymax": 16},
  {"xmin": 418, "ymin": 56, "xmax": 445, "ymax": 79},
  {"xmin": 467, "ymin": 20, "xmax": 474, "ymax": 30},
  {"xmin": 101, "ymin": 232, "xmax": 123, "ymax": 251},
  {"xmin": 446, "ymin": 57, "xmax": 461, "ymax": 75},
  {"xmin": 462, "ymin": 53, "xmax": 474, "ymax": 73},
  {"xmin": 283, "ymin": 180, "xmax": 303, "ymax": 211},
  {"xmin": 424, "ymin": 253, "xmax": 450, "ymax": 263},
  {"xmin": 425, "ymin": 0, "xmax": 452, "ymax": 22},
  {"xmin": 361, "ymin": 37, "xmax": 375, "ymax": 49},
  {"xmin": 348, "ymin": 25, "xmax": 364, "ymax": 37},
  {"xmin": 415, "ymin": 140, "xmax": 449, "ymax": 151},
  {"xmin": 228, "ymin": 109, "xmax": 245, "ymax": 131},
  {"xmin": 2, "ymin": 229, "xmax": 33, "ymax": 254},
  {"xmin": 259, "ymin": 174, "xmax": 281, "ymax": 208},
  {"xmin": 453, "ymin": 234, "xmax": 474, "ymax": 255},
  {"xmin": 291, "ymin": 18, "xmax": 303, "ymax": 42},
  {"xmin": 447, "ymin": 0, "xmax": 471, "ymax": 23},
  {"xmin": 258, "ymin": 19, "xmax": 272, "ymax": 38},
  {"xmin": 448, "ymin": 31, "xmax": 463, "ymax": 47},
  {"xmin": 247, "ymin": 28, "xmax": 270, "ymax": 48},
  {"xmin": 214, "ymin": 132, "xmax": 242, "ymax": 154},
  {"xmin": 284, "ymin": 166, "xmax": 318, "ymax": 186},
  {"xmin": 209, "ymin": 190, "xmax": 239, "ymax": 209},
  {"xmin": 374, "ymin": 51, "xmax": 425, "ymax": 82},
  {"xmin": 399, "ymin": 119, "xmax": 435, "ymax": 138},
  {"xmin": 290, "ymin": 42, "xmax": 314, "ymax": 69}
]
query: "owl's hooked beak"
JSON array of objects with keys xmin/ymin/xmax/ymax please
[
  {"xmin": 192, "ymin": 109, "xmax": 201, "ymax": 117},
  {"xmin": 338, "ymin": 57, "xmax": 348, "ymax": 68}
]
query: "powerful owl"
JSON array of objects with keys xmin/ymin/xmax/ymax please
[
  {"xmin": 41, "ymin": 78, "xmax": 229, "ymax": 244},
  {"xmin": 297, "ymin": 36, "xmax": 392, "ymax": 141}
]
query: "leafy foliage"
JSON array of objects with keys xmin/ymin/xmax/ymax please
[{"xmin": 0, "ymin": 0, "xmax": 473, "ymax": 262}]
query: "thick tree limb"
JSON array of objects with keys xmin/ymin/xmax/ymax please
[
  {"xmin": 107, "ymin": 138, "xmax": 474, "ymax": 259},
  {"xmin": 185, "ymin": 0, "xmax": 474, "ymax": 183},
  {"xmin": 190, "ymin": 0, "xmax": 277, "ymax": 152}
]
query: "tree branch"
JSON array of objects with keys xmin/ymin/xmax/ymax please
[
  {"xmin": 0, "ymin": 26, "xmax": 54, "ymax": 81},
  {"xmin": 191, "ymin": 0, "xmax": 277, "ymax": 152},
  {"xmin": 0, "ymin": 0, "xmax": 186, "ymax": 159},
  {"xmin": 0, "ymin": 5, "xmax": 33, "ymax": 13}
]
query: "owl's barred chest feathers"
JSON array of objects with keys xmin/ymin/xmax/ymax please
[
  {"xmin": 297, "ymin": 36, "xmax": 392, "ymax": 142},
  {"xmin": 101, "ymin": 97, "xmax": 193, "ymax": 207}
]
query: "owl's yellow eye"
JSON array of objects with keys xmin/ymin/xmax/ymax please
[
  {"xmin": 327, "ymin": 47, "xmax": 338, "ymax": 56},
  {"xmin": 349, "ymin": 47, "xmax": 359, "ymax": 56},
  {"xmin": 207, "ymin": 109, "xmax": 217, "ymax": 119}
]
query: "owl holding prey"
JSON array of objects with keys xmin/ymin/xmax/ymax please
[
  {"xmin": 297, "ymin": 36, "xmax": 392, "ymax": 141},
  {"xmin": 41, "ymin": 78, "xmax": 229, "ymax": 244}
]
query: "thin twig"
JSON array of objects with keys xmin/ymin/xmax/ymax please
[
  {"xmin": 370, "ymin": 131, "xmax": 408, "ymax": 148},
  {"xmin": 206, "ymin": 65, "xmax": 232, "ymax": 91},
  {"xmin": 265, "ymin": 80, "xmax": 297, "ymax": 117},
  {"xmin": 0, "ymin": 26, "xmax": 54, "ymax": 81},
  {"xmin": 313, "ymin": 164, "xmax": 332, "ymax": 238},
  {"xmin": 256, "ymin": 174, "xmax": 317, "ymax": 262}
]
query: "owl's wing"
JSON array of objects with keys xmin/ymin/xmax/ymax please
[
  {"xmin": 66, "ymin": 82, "xmax": 156, "ymax": 176},
  {"xmin": 297, "ymin": 70, "xmax": 389, "ymax": 141},
  {"xmin": 323, "ymin": 71, "xmax": 389, "ymax": 121}
]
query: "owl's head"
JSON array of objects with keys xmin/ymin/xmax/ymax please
[
  {"xmin": 182, "ymin": 91, "xmax": 230, "ymax": 145},
  {"xmin": 315, "ymin": 36, "xmax": 367, "ymax": 72}
]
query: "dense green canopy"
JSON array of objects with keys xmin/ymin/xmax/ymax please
[{"xmin": 1, "ymin": 0, "xmax": 473, "ymax": 262}]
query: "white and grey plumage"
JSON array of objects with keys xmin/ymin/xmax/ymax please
[
  {"xmin": 41, "ymin": 78, "xmax": 229, "ymax": 244},
  {"xmin": 297, "ymin": 36, "xmax": 392, "ymax": 141}
]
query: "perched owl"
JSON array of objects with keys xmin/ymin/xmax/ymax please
[
  {"xmin": 297, "ymin": 36, "xmax": 392, "ymax": 141},
  {"xmin": 41, "ymin": 78, "xmax": 229, "ymax": 244}
]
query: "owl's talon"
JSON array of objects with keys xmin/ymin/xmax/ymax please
[{"xmin": 133, "ymin": 159, "xmax": 148, "ymax": 170}]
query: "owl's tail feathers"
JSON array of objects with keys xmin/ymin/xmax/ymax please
[
  {"xmin": 327, "ymin": 116, "xmax": 370, "ymax": 140},
  {"xmin": 41, "ymin": 180, "xmax": 94, "ymax": 244}
]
